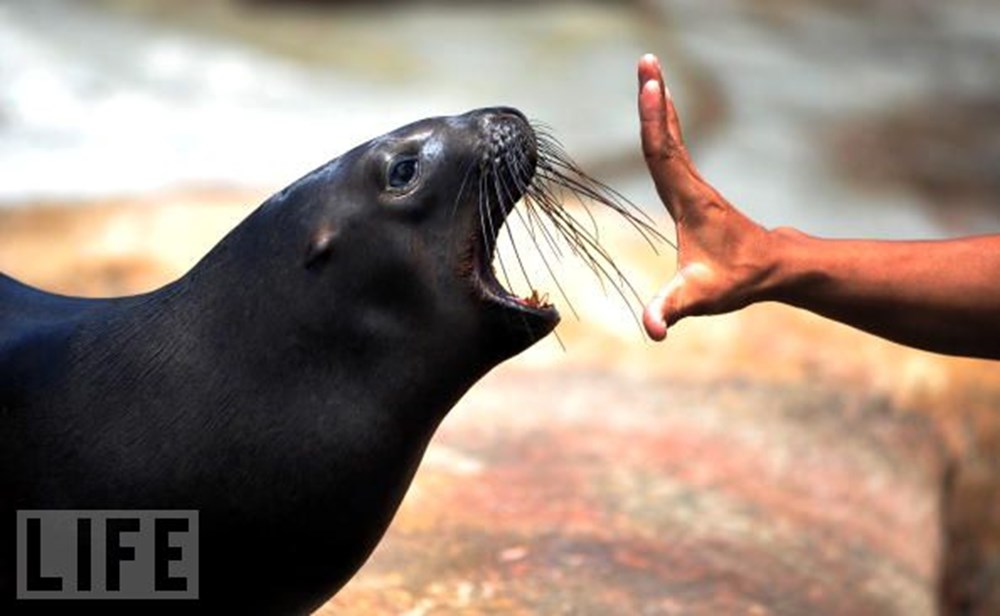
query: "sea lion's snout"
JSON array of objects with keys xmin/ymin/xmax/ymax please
[
  {"xmin": 468, "ymin": 106, "xmax": 538, "ymax": 171},
  {"xmin": 480, "ymin": 109, "xmax": 539, "ymax": 221}
]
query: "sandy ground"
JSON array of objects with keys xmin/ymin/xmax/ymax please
[{"xmin": 2, "ymin": 193, "xmax": 999, "ymax": 613}]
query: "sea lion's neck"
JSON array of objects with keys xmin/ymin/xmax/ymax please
[{"xmin": 148, "ymin": 221, "xmax": 487, "ymax": 432}]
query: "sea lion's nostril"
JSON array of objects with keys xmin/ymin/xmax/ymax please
[{"xmin": 483, "ymin": 115, "xmax": 532, "ymax": 164}]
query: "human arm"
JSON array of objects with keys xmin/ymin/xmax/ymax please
[{"xmin": 637, "ymin": 53, "xmax": 1000, "ymax": 360}]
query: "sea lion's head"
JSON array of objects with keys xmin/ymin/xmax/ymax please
[
  {"xmin": 218, "ymin": 107, "xmax": 659, "ymax": 379},
  {"xmin": 315, "ymin": 106, "xmax": 561, "ymax": 362}
]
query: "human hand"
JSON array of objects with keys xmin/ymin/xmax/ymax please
[{"xmin": 638, "ymin": 54, "xmax": 777, "ymax": 341}]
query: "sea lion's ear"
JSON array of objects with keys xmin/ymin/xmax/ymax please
[{"xmin": 305, "ymin": 228, "xmax": 338, "ymax": 269}]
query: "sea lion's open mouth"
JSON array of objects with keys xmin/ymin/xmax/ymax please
[{"xmin": 473, "ymin": 219, "xmax": 559, "ymax": 321}]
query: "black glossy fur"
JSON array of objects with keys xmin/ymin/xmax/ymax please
[{"xmin": 0, "ymin": 108, "xmax": 557, "ymax": 615}]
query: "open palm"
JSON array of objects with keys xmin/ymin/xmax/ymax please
[{"xmin": 637, "ymin": 54, "xmax": 776, "ymax": 341}]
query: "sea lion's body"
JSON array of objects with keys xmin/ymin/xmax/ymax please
[{"xmin": 0, "ymin": 108, "xmax": 559, "ymax": 614}]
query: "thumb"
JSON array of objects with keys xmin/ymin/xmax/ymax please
[{"xmin": 643, "ymin": 273, "xmax": 688, "ymax": 341}]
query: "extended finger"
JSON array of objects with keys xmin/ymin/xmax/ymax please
[
  {"xmin": 639, "ymin": 79, "xmax": 692, "ymax": 219},
  {"xmin": 642, "ymin": 273, "xmax": 686, "ymax": 341},
  {"xmin": 639, "ymin": 79, "xmax": 670, "ymax": 160},
  {"xmin": 638, "ymin": 54, "xmax": 684, "ymax": 146}
]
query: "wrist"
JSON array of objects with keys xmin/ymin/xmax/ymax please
[{"xmin": 755, "ymin": 226, "xmax": 823, "ymax": 304}]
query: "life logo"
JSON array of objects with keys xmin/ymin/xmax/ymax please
[{"xmin": 16, "ymin": 510, "xmax": 198, "ymax": 600}]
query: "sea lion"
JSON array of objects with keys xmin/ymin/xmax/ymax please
[{"xmin": 0, "ymin": 107, "xmax": 660, "ymax": 614}]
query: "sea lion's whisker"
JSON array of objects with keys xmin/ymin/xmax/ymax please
[
  {"xmin": 510, "ymin": 151, "xmax": 586, "ymax": 318},
  {"xmin": 539, "ymin": 132, "xmax": 655, "ymax": 221},
  {"xmin": 534, "ymin": 164, "xmax": 667, "ymax": 252},
  {"xmin": 493, "ymin": 157, "xmax": 538, "ymax": 302},
  {"xmin": 535, "ymin": 206, "xmax": 613, "ymax": 297},
  {"xmin": 478, "ymin": 169, "xmax": 514, "ymax": 293},
  {"xmin": 500, "ymin": 153, "xmax": 544, "ymax": 258},
  {"xmin": 544, "ymin": 180, "xmax": 665, "ymax": 254},
  {"xmin": 523, "ymin": 188, "xmax": 572, "ymax": 265},
  {"xmin": 525, "ymin": 201, "xmax": 567, "ymax": 260},
  {"xmin": 534, "ymin": 204, "xmax": 648, "ymax": 331},
  {"xmin": 510, "ymin": 150, "xmax": 566, "ymax": 261},
  {"xmin": 452, "ymin": 157, "xmax": 480, "ymax": 223},
  {"xmin": 536, "ymin": 201, "xmax": 632, "ymax": 286},
  {"xmin": 541, "ymin": 164, "xmax": 669, "ymax": 258},
  {"xmin": 533, "ymin": 134, "xmax": 670, "ymax": 251},
  {"xmin": 503, "ymin": 150, "xmax": 580, "ymax": 320},
  {"xmin": 524, "ymin": 194, "xmax": 592, "ymax": 263},
  {"xmin": 534, "ymin": 166, "xmax": 603, "ymax": 243},
  {"xmin": 520, "ymin": 195, "xmax": 613, "ymax": 298},
  {"xmin": 507, "ymin": 148, "xmax": 556, "ymax": 249},
  {"xmin": 519, "ymin": 167, "xmax": 655, "ymax": 333},
  {"xmin": 521, "ymin": 188, "xmax": 593, "ymax": 263},
  {"xmin": 451, "ymin": 158, "xmax": 482, "ymax": 269},
  {"xmin": 525, "ymin": 185, "xmax": 606, "ymax": 267}
]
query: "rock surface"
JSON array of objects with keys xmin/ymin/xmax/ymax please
[{"xmin": 324, "ymin": 370, "xmax": 945, "ymax": 615}]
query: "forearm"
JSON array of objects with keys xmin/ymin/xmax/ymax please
[{"xmin": 761, "ymin": 230, "xmax": 1000, "ymax": 359}]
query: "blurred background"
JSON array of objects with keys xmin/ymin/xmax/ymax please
[{"xmin": 2, "ymin": 0, "xmax": 1000, "ymax": 614}]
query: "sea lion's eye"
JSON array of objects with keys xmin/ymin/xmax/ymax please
[{"xmin": 387, "ymin": 157, "xmax": 419, "ymax": 189}]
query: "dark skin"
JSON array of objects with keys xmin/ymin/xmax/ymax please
[{"xmin": 637, "ymin": 54, "xmax": 1000, "ymax": 361}]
